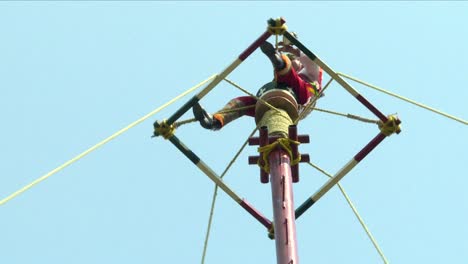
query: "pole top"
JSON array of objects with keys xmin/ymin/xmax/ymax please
[{"xmin": 267, "ymin": 17, "xmax": 287, "ymax": 35}]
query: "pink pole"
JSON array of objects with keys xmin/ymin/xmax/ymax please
[{"xmin": 269, "ymin": 148, "xmax": 299, "ymax": 264}]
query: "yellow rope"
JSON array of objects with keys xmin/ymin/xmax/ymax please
[
  {"xmin": 258, "ymin": 138, "xmax": 300, "ymax": 173},
  {"xmin": 267, "ymin": 18, "xmax": 287, "ymax": 35},
  {"xmin": 307, "ymin": 161, "xmax": 389, "ymax": 264},
  {"xmin": 338, "ymin": 72, "xmax": 467, "ymax": 125},
  {"xmin": 0, "ymin": 74, "xmax": 217, "ymax": 206},
  {"xmin": 257, "ymin": 108, "xmax": 293, "ymax": 137},
  {"xmin": 379, "ymin": 114, "xmax": 401, "ymax": 136},
  {"xmin": 154, "ymin": 119, "xmax": 176, "ymax": 139}
]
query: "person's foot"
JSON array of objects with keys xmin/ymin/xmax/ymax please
[
  {"xmin": 193, "ymin": 102, "xmax": 221, "ymax": 130},
  {"xmin": 260, "ymin": 42, "xmax": 285, "ymax": 70}
]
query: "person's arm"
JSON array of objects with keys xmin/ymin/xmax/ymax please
[
  {"xmin": 278, "ymin": 43, "xmax": 300, "ymax": 57},
  {"xmin": 275, "ymin": 54, "xmax": 312, "ymax": 105},
  {"xmin": 297, "ymin": 51, "xmax": 322, "ymax": 85}
]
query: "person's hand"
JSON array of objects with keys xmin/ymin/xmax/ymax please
[
  {"xmin": 278, "ymin": 44, "xmax": 293, "ymax": 52},
  {"xmin": 278, "ymin": 44, "xmax": 300, "ymax": 57}
]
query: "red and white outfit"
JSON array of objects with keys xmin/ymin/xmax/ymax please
[{"xmin": 213, "ymin": 54, "xmax": 322, "ymax": 127}]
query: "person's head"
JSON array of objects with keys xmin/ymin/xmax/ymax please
[{"xmin": 286, "ymin": 53, "xmax": 304, "ymax": 73}]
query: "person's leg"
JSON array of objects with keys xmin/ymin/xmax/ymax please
[
  {"xmin": 260, "ymin": 41, "xmax": 285, "ymax": 70},
  {"xmin": 193, "ymin": 96, "xmax": 256, "ymax": 130},
  {"xmin": 193, "ymin": 102, "xmax": 222, "ymax": 130}
]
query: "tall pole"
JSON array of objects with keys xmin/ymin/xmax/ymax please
[
  {"xmin": 269, "ymin": 148, "xmax": 299, "ymax": 264},
  {"xmin": 252, "ymin": 89, "xmax": 304, "ymax": 264}
]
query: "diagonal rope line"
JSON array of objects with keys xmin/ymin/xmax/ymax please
[
  {"xmin": 295, "ymin": 77, "xmax": 334, "ymax": 123},
  {"xmin": 223, "ymin": 78, "xmax": 291, "ymax": 120},
  {"xmin": 222, "ymin": 77, "xmax": 379, "ymax": 125},
  {"xmin": 307, "ymin": 161, "xmax": 389, "ymax": 264},
  {"xmin": 0, "ymin": 74, "xmax": 217, "ymax": 206},
  {"xmin": 201, "ymin": 127, "xmax": 258, "ymax": 264},
  {"xmin": 186, "ymin": 77, "xmax": 379, "ymax": 126},
  {"xmin": 313, "ymin": 107, "xmax": 380, "ymax": 124},
  {"xmin": 175, "ymin": 105, "xmax": 379, "ymax": 128},
  {"xmin": 338, "ymin": 72, "xmax": 467, "ymax": 125},
  {"xmin": 174, "ymin": 106, "xmax": 257, "ymax": 128}
]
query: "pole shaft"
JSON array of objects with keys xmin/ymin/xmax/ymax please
[{"xmin": 270, "ymin": 149, "xmax": 299, "ymax": 264}]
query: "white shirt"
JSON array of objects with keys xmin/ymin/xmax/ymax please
[{"xmin": 297, "ymin": 51, "xmax": 321, "ymax": 84}]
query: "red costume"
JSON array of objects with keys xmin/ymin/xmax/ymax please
[{"xmin": 213, "ymin": 54, "xmax": 322, "ymax": 128}]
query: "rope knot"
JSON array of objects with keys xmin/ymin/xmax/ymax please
[
  {"xmin": 154, "ymin": 119, "xmax": 176, "ymax": 139},
  {"xmin": 267, "ymin": 17, "xmax": 287, "ymax": 35},
  {"xmin": 378, "ymin": 115, "xmax": 401, "ymax": 136},
  {"xmin": 257, "ymin": 137, "xmax": 300, "ymax": 173}
]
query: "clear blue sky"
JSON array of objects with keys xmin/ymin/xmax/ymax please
[{"xmin": 1, "ymin": 2, "xmax": 467, "ymax": 264}]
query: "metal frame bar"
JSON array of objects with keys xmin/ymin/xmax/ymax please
[
  {"xmin": 153, "ymin": 30, "xmax": 277, "ymax": 229},
  {"xmin": 166, "ymin": 31, "xmax": 272, "ymax": 125},
  {"xmin": 283, "ymin": 31, "xmax": 388, "ymax": 123},
  {"xmin": 283, "ymin": 30, "xmax": 400, "ymax": 219},
  {"xmin": 154, "ymin": 122, "xmax": 272, "ymax": 229},
  {"xmin": 295, "ymin": 133, "xmax": 386, "ymax": 219}
]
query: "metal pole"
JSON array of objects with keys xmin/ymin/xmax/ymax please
[{"xmin": 269, "ymin": 148, "xmax": 299, "ymax": 264}]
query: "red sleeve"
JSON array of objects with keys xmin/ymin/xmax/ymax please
[
  {"xmin": 232, "ymin": 96, "xmax": 257, "ymax": 117},
  {"xmin": 275, "ymin": 59, "xmax": 312, "ymax": 105}
]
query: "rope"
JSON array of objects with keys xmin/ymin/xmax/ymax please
[
  {"xmin": 224, "ymin": 77, "xmax": 380, "ymax": 126},
  {"xmin": 201, "ymin": 127, "xmax": 258, "ymax": 264},
  {"xmin": 338, "ymin": 72, "xmax": 467, "ymax": 125},
  {"xmin": 218, "ymin": 105, "xmax": 256, "ymax": 114},
  {"xmin": 257, "ymin": 108, "xmax": 293, "ymax": 137},
  {"xmin": 313, "ymin": 107, "xmax": 380, "ymax": 124},
  {"xmin": 295, "ymin": 77, "xmax": 334, "ymax": 123},
  {"xmin": 173, "ymin": 106, "xmax": 256, "ymax": 128},
  {"xmin": 379, "ymin": 114, "xmax": 401, "ymax": 136},
  {"xmin": 223, "ymin": 77, "xmax": 378, "ymax": 126},
  {"xmin": 196, "ymin": 76, "xmax": 383, "ymax": 262},
  {"xmin": 223, "ymin": 78, "xmax": 292, "ymax": 121},
  {"xmin": 175, "ymin": 105, "xmax": 380, "ymax": 130},
  {"xmin": 154, "ymin": 119, "xmax": 176, "ymax": 139},
  {"xmin": 0, "ymin": 74, "xmax": 217, "ymax": 206},
  {"xmin": 267, "ymin": 18, "xmax": 287, "ymax": 35},
  {"xmin": 275, "ymin": 34, "xmax": 279, "ymax": 50},
  {"xmin": 258, "ymin": 138, "xmax": 300, "ymax": 173},
  {"xmin": 307, "ymin": 161, "xmax": 389, "ymax": 264},
  {"xmin": 174, "ymin": 118, "xmax": 197, "ymax": 128}
]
